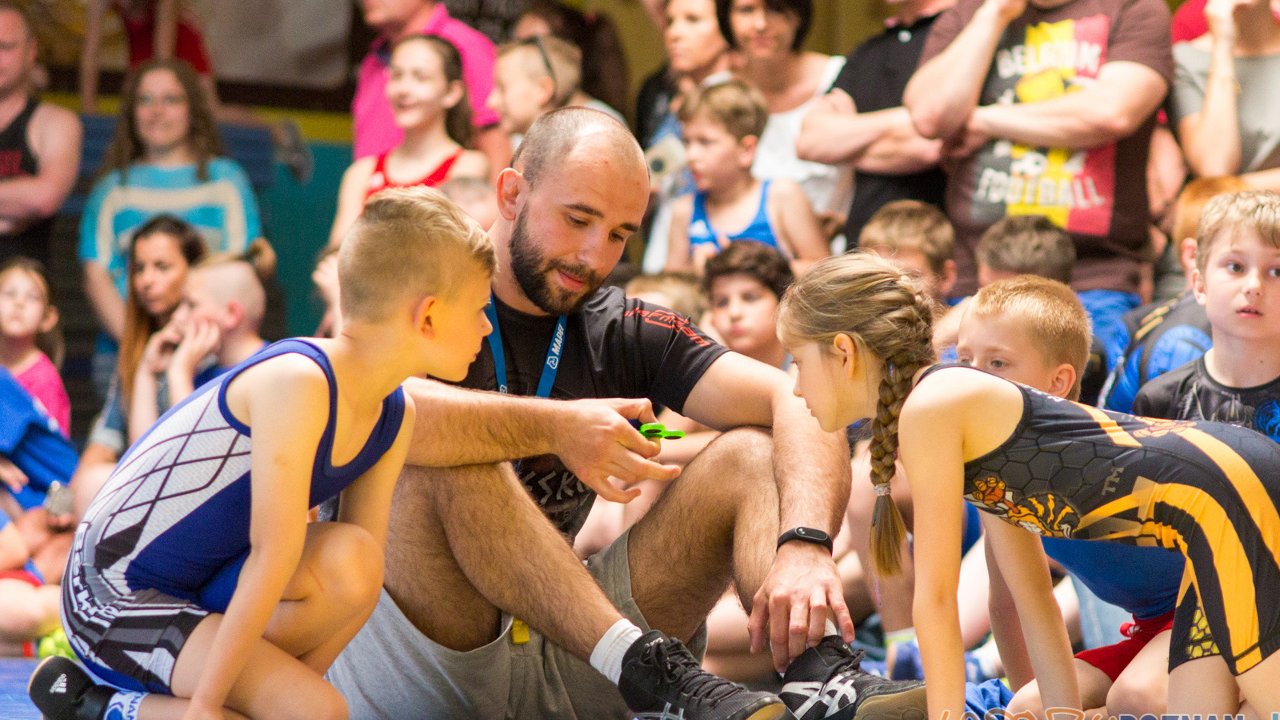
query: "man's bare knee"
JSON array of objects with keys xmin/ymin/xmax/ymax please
[{"xmin": 698, "ymin": 428, "xmax": 773, "ymax": 481}]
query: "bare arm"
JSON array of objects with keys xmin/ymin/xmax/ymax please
[
  {"xmin": 82, "ymin": 262, "xmax": 125, "ymax": 341},
  {"xmin": 969, "ymin": 62, "xmax": 1168, "ymax": 150},
  {"xmin": 1242, "ymin": 166, "xmax": 1280, "ymax": 192},
  {"xmin": 0, "ymin": 522, "xmax": 29, "ymax": 571},
  {"xmin": 0, "ymin": 106, "xmax": 81, "ymax": 224},
  {"xmin": 905, "ymin": 0, "xmax": 1024, "ymax": 140},
  {"xmin": 187, "ymin": 356, "xmax": 329, "ymax": 714},
  {"xmin": 980, "ymin": 512, "xmax": 1080, "ymax": 710},
  {"xmin": 1179, "ymin": 0, "xmax": 1252, "ymax": 176},
  {"xmin": 79, "ymin": 0, "xmax": 111, "ymax": 114},
  {"xmin": 798, "ymin": 91, "xmax": 941, "ymax": 173},
  {"xmin": 328, "ymin": 159, "xmax": 375, "ymax": 248},
  {"xmin": 402, "ymin": 378, "xmax": 679, "ymax": 502},
  {"xmin": 983, "ymin": 534, "xmax": 1037, "ymax": 690},
  {"xmin": 769, "ymin": 179, "xmax": 829, "ymax": 276},
  {"xmin": 682, "ymin": 353, "xmax": 854, "ymax": 669},
  {"xmin": 900, "ymin": 389, "xmax": 969, "ymax": 720},
  {"xmin": 153, "ymin": 0, "xmax": 179, "ymax": 60},
  {"xmin": 663, "ymin": 195, "xmax": 694, "ymax": 273}
]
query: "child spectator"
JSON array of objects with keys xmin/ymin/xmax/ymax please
[
  {"xmin": 128, "ymin": 240, "xmax": 274, "ymax": 440},
  {"xmin": 625, "ymin": 271, "xmax": 707, "ymax": 324},
  {"xmin": 1100, "ymin": 178, "xmax": 1232, "ymax": 413},
  {"xmin": 0, "ymin": 258, "xmax": 67, "ymax": 436},
  {"xmin": 956, "ymin": 276, "xmax": 1184, "ymax": 718},
  {"xmin": 79, "ymin": 58, "xmax": 263, "ymax": 397},
  {"xmin": 441, "ymin": 175, "xmax": 499, "ymax": 229},
  {"xmin": 858, "ymin": 199, "xmax": 958, "ymax": 305},
  {"xmin": 488, "ymin": 34, "xmax": 623, "ymax": 142},
  {"xmin": 29, "ymin": 186, "xmax": 496, "ymax": 720},
  {"xmin": 1134, "ymin": 191, "xmax": 1280, "ymax": 438},
  {"xmin": 665, "ymin": 79, "xmax": 828, "ymax": 276},
  {"xmin": 511, "ymin": 0, "xmax": 631, "ymax": 122},
  {"xmin": 968, "ymin": 215, "xmax": 1112, "ymax": 401},
  {"xmin": 975, "ymin": 215, "xmax": 1076, "ymax": 287},
  {"xmin": 330, "ymin": 35, "xmax": 488, "ymax": 246}
]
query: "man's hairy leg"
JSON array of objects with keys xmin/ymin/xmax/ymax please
[
  {"xmin": 628, "ymin": 428, "xmax": 779, "ymax": 641},
  {"xmin": 385, "ymin": 462, "xmax": 622, "ymax": 659}
]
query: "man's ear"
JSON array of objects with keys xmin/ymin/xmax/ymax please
[
  {"xmin": 414, "ymin": 295, "xmax": 439, "ymax": 339},
  {"xmin": 495, "ymin": 168, "xmax": 524, "ymax": 220},
  {"xmin": 1049, "ymin": 362, "xmax": 1078, "ymax": 400},
  {"xmin": 38, "ymin": 305, "xmax": 58, "ymax": 334},
  {"xmin": 832, "ymin": 332, "xmax": 860, "ymax": 379}
]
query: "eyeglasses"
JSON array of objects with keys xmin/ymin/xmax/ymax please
[{"xmin": 518, "ymin": 36, "xmax": 564, "ymax": 107}]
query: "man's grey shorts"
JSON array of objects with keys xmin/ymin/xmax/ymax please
[{"xmin": 327, "ymin": 529, "xmax": 707, "ymax": 719}]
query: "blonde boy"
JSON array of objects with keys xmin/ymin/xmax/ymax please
[
  {"xmin": 488, "ymin": 35, "xmax": 583, "ymax": 135},
  {"xmin": 666, "ymin": 79, "xmax": 828, "ymax": 276},
  {"xmin": 1134, "ymin": 190, "xmax": 1280, "ymax": 440},
  {"xmin": 959, "ymin": 276, "xmax": 1184, "ymax": 719},
  {"xmin": 31, "ymin": 187, "xmax": 496, "ymax": 720},
  {"xmin": 858, "ymin": 200, "xmax": 957, "ymax": 304}
]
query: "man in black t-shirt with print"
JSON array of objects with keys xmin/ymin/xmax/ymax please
[
  {"xmin": 327, "ymin": 109, "xmax": 926, "ymax": 720},
  {"xmin": 797, "ymin": 0, "xmax": 953, "ymax": 246}
]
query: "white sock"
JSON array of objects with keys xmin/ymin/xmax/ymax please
[
  {"xmin": 104, "ymin": 691, "xmax": 144, "ymax": 720},
  {"xmin": 590, "ymin": 619, "xmax": 644, "ymax": 685},
  {"xmin": 824, "ymin": 619, "xmax": 839, "ymax": 638}
]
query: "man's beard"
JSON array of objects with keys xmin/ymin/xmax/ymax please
[{"xmin": 508, "ymin": 210, "xmax": 604, "ymax": 315}]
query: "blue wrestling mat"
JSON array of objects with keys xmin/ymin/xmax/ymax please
[{"xmin": 0, "ymin": 658, "xmax": 41, "ymax": 719}]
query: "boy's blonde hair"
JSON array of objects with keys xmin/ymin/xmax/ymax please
[
  {"xmin": 191, "ymin": 239, "xmax": 277, "ymax": 331},
  {"xmin": 339, "ymin": 187, "xmax": 496, "ymax": 323},
  {"xmin": 967, "ymin": 276, "xmax": 1091, "ymax": 400},
  {"xmin": 626, "ymin": 272, "xmax": 707, "ymax": 320},
  {"xmin": 498, "ymin": 35, "xmax": 582, "ymax": 108},
  {"xmin": 676, "ymin": 78, "xmax": 768, "ymax": 141},
  {"xmin": 976, "ymin": 215, "xmax": 1075, "ymax": 284},
  {"xmin": 1195, "ymin": 190, "xmax": 1280, "ymax": 273},
  {"xmin": 778, "ymin": 252, "xmax": 936, "ymax": 576},
  {"xmin": 858, "ymin": 200, "xmax": 954, "ymax": 276}
]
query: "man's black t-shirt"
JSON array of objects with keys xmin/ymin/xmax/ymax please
[
  {"xmin": 1133, "ymin": 357, "xmax": 1280, "ymax": 443},
  {"xmin": 832, "ymin": 14, "xmax": 947, "ymax": 245},
  {"xmin": 460, "ymin": 286, "xmax": 728, "ymax": 536}
]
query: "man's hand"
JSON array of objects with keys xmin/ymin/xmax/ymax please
[
  {"xmin": 553, "ymin": 398, "xmax": 682, "ymax": 503},
  {"xmin": 748, "ymin": 542, "xmax": 855, "ymax": 673},
  {"xmin": 943, "ymin": 110, "xmax": 993, "ymax": 159}
]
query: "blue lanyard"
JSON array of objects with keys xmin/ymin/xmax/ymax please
[{"xmin": 484, "ymin": 295, "xmax": 567, "ymax": 398}]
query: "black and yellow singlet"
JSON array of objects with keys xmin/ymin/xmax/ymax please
[{"xmin": 931, "ymin": 364, "xmax": 1280, "ymax": 674}]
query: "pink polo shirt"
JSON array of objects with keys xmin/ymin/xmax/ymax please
[{"xmin": 354, "ymin": 3, "xmax": 500, "ymax": 159}]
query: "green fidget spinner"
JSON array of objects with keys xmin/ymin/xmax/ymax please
[{"xmin": 639, "ymin": 422, "xmax": 685, "ymax": 440}]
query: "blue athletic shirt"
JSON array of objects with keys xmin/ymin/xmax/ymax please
[
  {"xmin": 75, "ymin": 339, "xmax": 405, "ymax": 606},
  {"xmin": 688, "ymin": 180, "xmax": 782, "ymax": 253}
]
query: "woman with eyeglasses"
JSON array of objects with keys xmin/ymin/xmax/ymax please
[
  {"xmin": 78, "ymin": 58, "xmax": 262, "ymax": 401},
  {"xmin": 330, "ymin": 34, "xmax": 489, "ymax": 247}
]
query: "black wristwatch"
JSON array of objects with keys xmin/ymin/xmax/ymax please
[{"xmin": 777, "ymin": 527, "xmax": 834, "ymax": 554}]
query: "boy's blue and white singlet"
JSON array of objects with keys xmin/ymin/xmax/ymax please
[
  {"xmin": 688, "ymin": 180, "xmax": 782, "ymax": 252},
  {"xmin": 63, "ymin": 339, "xmax": 405, "ymax": 692}
]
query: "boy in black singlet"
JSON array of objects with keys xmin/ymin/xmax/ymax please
[{"xmin": 1134, "ymin": 191, "xmax": 1280, "ymax": 442}]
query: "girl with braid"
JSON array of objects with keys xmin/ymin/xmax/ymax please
[{"xmin": 778, "ymin": 252, "xmax": 1280, "ymax": 718}]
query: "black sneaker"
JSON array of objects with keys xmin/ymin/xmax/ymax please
[
  {"xmin": 28, "ymin": 656, "xmax": 114, "ymax": 720},
  {"xmin": 780, "ymin": 636, "xmax": 927, "ymax": 720},
  {"xmin": 619, "ymin": 629, "xmax": 792, "ymax": 720}
]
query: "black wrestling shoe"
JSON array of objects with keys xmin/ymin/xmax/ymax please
[
  {"xmin": 780, "ymin": 636, "xmax": 927, "ymax": 720},
  {"xmin": 619, "ymin": 629, "xmax": 792, "ymax": 720},
  {"xmin": 28, "ymin": 656, "xmax": 114, "ymax": 720}
]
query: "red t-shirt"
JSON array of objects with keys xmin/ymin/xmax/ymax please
[{"xmin": 919, "ymin": 0, "xmax": 1174, "ymax": 296}]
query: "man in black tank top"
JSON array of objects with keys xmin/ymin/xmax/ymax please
[{"xmin": 0, "ymin": 5, "xmax": 81, "ymax": 266}]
